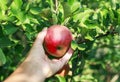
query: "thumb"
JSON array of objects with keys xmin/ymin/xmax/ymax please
[{"xmin": 34, "ymin": 28, "xmax": 47, "ymax": 45}]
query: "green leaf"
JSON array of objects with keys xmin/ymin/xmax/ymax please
[
  {"xmin": 26, "ymin": 14, "xmax": 39, "ymax": 24},
  {"xmin": 85, "ymin": 33, "xmax": 94, "ymax": 41},
  {"xmin": 109, "ymin": 9, "xmax": 115, "ymax": 22},
  {"xmin": 0, "ymin": 0, "xmax": 8, "ymax": 21},
  {"xmin": 117, "ymin": 9, "xmax": 120, "ymax": 25},
  {"xmin": 0, "ymin": 9, "xmax": 7, "ymax": 21},
  {"xmin": 22, "ymin": 24, "xmax": 33, "ymax": 32},
  {"xmin": 0, "ymin": 0, "xmax": 7, "ymax": 10},
  {"xmin": 73, "ymin": 9, "xmax": 93, "ymax": 23},
  {"xmin": 71, "ymin": 1, "xmax": 81, "ymax": 13},
  {"xmin": 62, "ymin": 2, "xmax": 72, "ymax": 18},
  {"xmin": 71, "ymin": 40, "xmax": 78, "ymax": 50},
  {"xmin": 0, "ymin": 48, "xmax": 6, "ymax": 66},
  {"xmin": 10, "ymin": 0, "xmax": 23, "ymax": 11},
  {"xmin": 10, "ymin": 2, "xmax": 19, "ymax": 14},
  {"xmin": 25, "ymin": 32, "xmax": 32, "ymax": 40},
  {"xmin": 13, "ymin": 0, "xmax": 23, "ymax": 9},
  {"xmin": 30, "ymin": 18, "xmax": 39, "ymax": 24},
  {"xmin": 30, "ymin": 7, "xmax": 41, "ymax": 15},
  {"xmin": 52, "ymin": 14, "xmax": 58, "ymax": 24},
  {"xmin": 100, "ymin": 9, "xmax": 108, "ymax": 19},
  {"xmin": 115, "ymin": 25, "xmax": 120, "ymax": 34},
  {"xmin": 3, "ymin": 24, "xmax": 18, "ymax": 35},
  {"xmin": 40, "ymin": 8, "xmax": 52, "ymax": 20},
  {"xmin": 78, "ymin": 44, "xmax": 87, "ymax": 51},
  {"xmin": 0, "ymin": 37, "xmax": 13, "ymax": 48},
  {"xmin": 110, "ymin": 0, "xmax": 117, "ymax": 9},
  {"xmin": 18, "ymin": 12, "xmax": 26, "ymax": 22},
  {"xmin": 7, "ymin": 16, "xmax": 16, "ymax": 22},
  {"xmin": 11, "ymin": 8, "xmax": 26, "ymax": 23},
  {"xmin": 10, "ymin": 0, "xmax": 26, "ymax": 23},
  {"xmin": 55, "ymin": 75, "xmax": 66, "ymax": 82},
  {"xmin": 68, "ymin": 0, "xmax": 75, "ymax": 5}
]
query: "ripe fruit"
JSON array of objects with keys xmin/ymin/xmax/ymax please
[
  {"xmin": 44, "ymin": 25, "xmax": 72, "ymax": 57},
  {"xmin": 56, "ymin": 64, "xmax": 70, "ymax": 76}
]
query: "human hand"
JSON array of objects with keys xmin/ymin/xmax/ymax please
[
  {"xmin": 4, "ymin": 28, "xmax": 73, "ymax": 82},
  {"xmin": 28, "ymin": 28, "xmax": 73, "ymax": 77}
]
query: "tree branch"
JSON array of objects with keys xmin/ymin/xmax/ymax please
[
  {"xmin": 77, "ymin": 30, "xmax": 117, "ymax": 44},
  {"xmin": 54, "ymin": 0, "xmax": 58, "ymax": 14}
]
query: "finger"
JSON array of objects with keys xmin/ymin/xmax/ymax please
[
  {"xmin": 36, "ymin": 28, "xmax": 48, "ymax": 44},
  {"xmin": 33, "ymin": 28, "xmax": 47, "ymax": 47},
  {"xmin": 29, "ymin": 28, "xmax": 47, "ymax": 58},
  {"xmin": 60, "ymin": 48, "xmax": 73, "ymax": 64},
  {"xmin": 49, "ymin": 48, "xmax": 73, "ymax": 74}
]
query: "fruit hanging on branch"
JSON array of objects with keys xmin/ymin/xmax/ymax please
[{"xmin": 44, "ymin": 25, "xmax": 72, "ymax": 57}]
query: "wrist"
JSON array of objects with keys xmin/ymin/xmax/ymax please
[{"xmin": 4, "ymin": 57, "xmax": 46, "ymax": 82}]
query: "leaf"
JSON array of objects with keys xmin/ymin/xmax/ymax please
[
  {"xmin": 40, "ymin": 8, "xmax": 52, "ymax": 20},
  {"xmin": 62, "ymin": 2, "xmax": 72, "ymax": 18},
  {"xmin": 10, "ymin": 0, "xmax": 26, "ymax": 23},
  {"xmin": 0, "ymin": 9, "xmax": 7, "ymax": 21},
  {"xmin": 55, "ymin": 75, "xmax": 66, "ymax": 82},
  {"xmin": 0, "ymin": 1, "xmax": 7, "ymax": 21},
  {"xmin": 100, "ymin": 9, "xmax": 108, "ymax": 19},
  {"xmin": 78, "ymin": 43, "xmax": 87, "ymax": 51},
  {"xmin": 7, "ymin": 16, "xmax": 16, "ymax": 22},
  {"xmin": 13, "ymin": 0, "xmax": 23, "ymax": 9},
  {"xmin": 25, "ymin": 32, "xmax": 32, "ymax": 40},
  {"xmin": 10, "ymin": 0, "xmax": 23, "ymax": 12},
  {"xmin": 79, "ymin": 55, "xmax": 85, "ymax": 69},
  {"xmin": 0, "ymin": 0, "xmax": 7, "ymax": 10},
  {"xmin": 10, "ymin": 10, "xmax": 26, "ymax": 23},
  {"xmin": 22, "ymin": 24, "xmax": 33, "ymax": 32},
  {"xmin": 71, "ymin": 40, "xmax": 78, "ymax": 50},
  {"xmin": 68, "ymin": 0, "xmax": 75, "ymax": 5},
  {"xmin": 10, "ymin": 2, "xmax": 19, "ymax": 14},
  {"xmin": 0, "ymin": 48, "xmax": 6, "ymax": 66},
  {"xmin": 117, "ymin": 9, "xmax": 120, "ymax": 25},
  {"xmin": 109, "ymin": 8, "xmax": 115, "ymax": 22},
  {"xmin": 85, "ymin": 33, "xmax": 94, "ymax": 41},
  {"xmin": 3, "ymin": 24, "xmax": 18, "ymax": 35},
  {"xmin": 52, "ymin": 14, "xmax": 58, "ymax": 24},
  {"xmin": 71, "ymin": 1, "xmax": 81, "ymax": 13},
  {"xmin": 30, "ymin": 18, "xmax": 39, "ymax": 24},
  {"xmin": 26, "ymin": 14, "xmax": 39, "ymax": 24},
  {"xmin": 0, "ymin": 37, "xmax": 13, "ymax": 48},
  {"xmin": 73, "ymin": 9, "xmax": 93, "ymax": 23},
  {"xmin": 14, "ymin": 11, "xmax": 26, "ymax": 23},
  {"xmin": 110, "ymin": 0, "xmax": 117, "ymax": 9},
  {"xmin": 115, "ymin": 25, "xmax": 120, "ymax": 34},
  {"xmin": 30, "ymin": 7, "xmax": 41, "ymax": 15}
]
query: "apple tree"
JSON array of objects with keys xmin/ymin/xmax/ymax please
[{"xmin": 0, "ymin": 0, "xmax": 120, "ymax": 82}]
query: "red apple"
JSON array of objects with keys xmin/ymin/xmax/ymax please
[{"xmin": 44, "ymin": 25, "xmax": 72, "ymax": 57}]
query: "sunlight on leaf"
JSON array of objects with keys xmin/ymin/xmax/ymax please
[
  {"xmin": 55, "ymin": 75, "xmax": 66, "ymax": 82},
  {"xmin": 71, "ymin": 40, "xmax": 78, "ymax": 50},
  {"xmin": 0, "ymin": 48, "xmax": 6, "ymax": 66}
]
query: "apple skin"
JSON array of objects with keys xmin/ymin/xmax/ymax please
[{"xmin": 44, "ymin": 25, "xmax": 72, "ymax": 57}]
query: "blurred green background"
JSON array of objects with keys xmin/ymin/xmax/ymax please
[{"xmin": 0, "ymin": 0, "xmax": 120, "ymax": 82}]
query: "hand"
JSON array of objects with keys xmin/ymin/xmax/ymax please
[
  {"xmin": 28, "ymin": 28, "xmax": 73, "ymax": 77},
  {"xmin": 4, "ymin": 28, "xmax": 73, "ymax": 82}
]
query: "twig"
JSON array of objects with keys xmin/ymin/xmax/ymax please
[
  {"xmin": 54, "ymin": 0, "xmax": 58, "ymax": 14},
  {"xmin": 77, "ymin": 29, "xmax": 117, "ymax": 44}
]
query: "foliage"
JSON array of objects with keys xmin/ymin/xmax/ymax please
[{"xmin": 0, "ymin": 0, "xmax": 120, "ymax": 82}]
